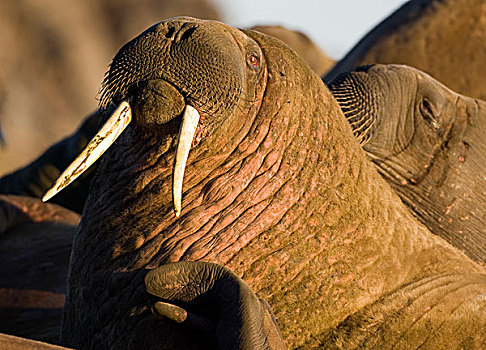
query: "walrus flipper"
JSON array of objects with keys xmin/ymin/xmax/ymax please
[{"xmin": 144, "ymin": 262, "xmax": 287, "ymax": 350}]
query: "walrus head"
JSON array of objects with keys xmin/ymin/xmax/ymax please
[
  {"xmin": 329, "ymin": 64, "xmax": 486, "ymax": 262},
  {"xmin": 43, "ymin": 17, "xmax": 266, "ymax": 217}
]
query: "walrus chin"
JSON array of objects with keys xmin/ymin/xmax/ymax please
[{"xmin": 42, "ymin": 99, "xmax": 201, "ymax": 217}]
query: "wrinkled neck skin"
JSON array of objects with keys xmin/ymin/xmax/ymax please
[{"xmin": 63, "ymin": 34, "xmax": 483, "ymax": 349}]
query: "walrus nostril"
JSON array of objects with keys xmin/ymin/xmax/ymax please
[
  {"xmin": 151, "ymin": 22, "xmax": 177, "ymax": 39},
  {"xmin": 179, "ymin": 27, "xmax": 196, "ymax": 41},
  {"xmin": 174, "ymin": 24, "xmax": 198, "ymax": 42},
  {"xmin": 165, "ymin": 27, "xmax": 175, "ymax": 39}
]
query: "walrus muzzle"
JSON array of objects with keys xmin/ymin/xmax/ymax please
[{"xmin": 42, "ymin": 100, "xmax": 200, "ymax": 217}]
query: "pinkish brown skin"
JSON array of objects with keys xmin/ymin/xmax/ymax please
[
  {"xmin": 61, "ymin": 18, "xmax": 486, "ymax": 349},
  {"xmin": 0, "ymin": 195, "xmax": 79, "ymax": 232}
]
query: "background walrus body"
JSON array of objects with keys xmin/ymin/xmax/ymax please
[
  {"xmin": 0, "ymin": 195, "xmax": 79, "ymax": 344},
  {"xmin": 324, "ymin": 0, "xmax": 486, "ymax": 101}
]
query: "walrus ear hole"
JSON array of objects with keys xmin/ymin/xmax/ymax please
[
  {"xmin": 420, "ymin": 98, "xmax": 438, "ymax": 129},
  {"xmin": 247, "ymin": 54, "xmax": 260, "ymax": 70}
]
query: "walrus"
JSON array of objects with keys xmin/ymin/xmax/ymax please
[
  {"xmin": 40, "ymin": 17, "xmax": 486, "ymax": 349},
  {"xmin": 328, "ymin": 64, "xmax": 486, "ymax": 264},
  {"xmin": 5, "ymin": 62, "xmax": 486, "ymax": 346},
  {"xmin": 324, "ymin": 0, "xmax": 486, "ymax": 102}
]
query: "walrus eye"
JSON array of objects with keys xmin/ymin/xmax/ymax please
[
  {"xmin": 247, "ymin": 54, "xmax": 259, "ymax": 70},
  {"xmin": 420, "ymin": 98, "xmax": 438, "ymax": 128}
]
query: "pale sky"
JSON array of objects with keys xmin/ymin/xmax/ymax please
[{"xmin": 213, "ymin": 0, "xmax": 408, "ymax": 59}]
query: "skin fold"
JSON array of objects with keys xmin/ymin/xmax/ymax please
[
  {"xmin": 324, "ymin": 0, "xmax": 486, "ymax": 102},
  {"xmin": 328, "ymin": 64, "xmax": 486, "ymax": 264},
  {"xmin": 52, "ymin": 17, "xmax": 486, "ymax": 349},
  {"xmin": 0, "ymin": 196, "xmax": 283, "ymax": 348}
]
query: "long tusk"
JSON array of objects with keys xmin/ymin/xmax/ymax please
[
  {"xmin": 42, "ymin": 100, "xmax": 132, "ymax": 202},
  {"xmin": 172, "ymin": 105, "xmax": 200, "ymax": 217}
]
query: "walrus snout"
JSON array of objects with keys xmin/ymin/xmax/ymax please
[
  {"xmin": 130, "ymin": 79, "xmax": 186, "ymax": 127},
  {"xmin": 100, "ymin": 17, "xmax": 246, "ymax": 117}
]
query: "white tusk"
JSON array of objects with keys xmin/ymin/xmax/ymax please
[
  {"xmin": 172, "ymin": 105, "xmax": 200, "ymax": 217},
  {"xmin": 42, "ymin": 100, "xmax": 132, "ymax": 202}
]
